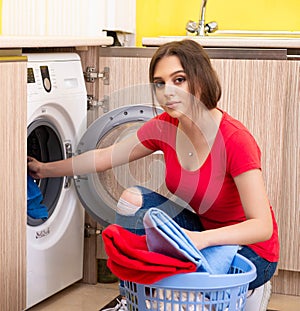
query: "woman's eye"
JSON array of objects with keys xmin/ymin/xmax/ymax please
[
  {"xmin": 154, "ymin": 81, "xmax": 165, "ymax": 89},
  {"xmin": 174, "ymin": 77, "xmax": 186, "ymax": 85}
]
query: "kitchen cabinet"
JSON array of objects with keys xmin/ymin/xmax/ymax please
[
  {"xmin": 212, "ymin": 58, "xmax": 286, "ymax": 233},
  {"xmin": 0, "ymin": 37, "xmax": 112, "ymax": 307},
  {"xmin": 92, "ymin": 47, "xmax": 300, "ymax": 295},
  {"xmin": 0, "ymin": 56, "xmax": 27, "ymax": 310},
  {"xmin": 270, "ymin": 61, "xmax": 300, "ymax": 296},
  {"xmin": 214, "ymin": 58, "xmax": 300, "ymax": 295},
  {"xmin": 278, "ymin": 60, "xmax": 300, "ymax": 272},
  {"xmin": 0, "ymin": 37, "xmax": 298, "ymax": 301}
]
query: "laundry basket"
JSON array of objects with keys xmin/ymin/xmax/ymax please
[{"xmin": 123, "ymin": 254, "xmax": 256, "ymax": 311}]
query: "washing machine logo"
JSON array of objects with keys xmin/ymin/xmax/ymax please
[{"xmin": 35, "ymin": 227, "xmax": 50, "ymax": 239}]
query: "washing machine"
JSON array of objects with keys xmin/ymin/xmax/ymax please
[
  {"xmin": 26, "ymin": 53, "xmax": 87, "ymax": 309},
  {"xmin": 26, "ymin": 52, "xmax": 165, "ymax": 309},
  {"xmin": 74, "ymin": 104, "xmax": 165, "ymax": 227}
]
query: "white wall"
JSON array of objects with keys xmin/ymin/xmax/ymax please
[
  {"xmin": 103, "ymin": 0, "xmax": 135, "ymax": 33},
  {"xmin": 2, "ymin": 0, "xmax": 46, "ymax": 36},
  {"xmin": 1, "ymin": 0, "xmax": 135, "ymax": 39}
]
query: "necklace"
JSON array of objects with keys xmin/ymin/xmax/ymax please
[{"xmin": 188, "ymin": 152, "xmax": 193, "ymax": 157}]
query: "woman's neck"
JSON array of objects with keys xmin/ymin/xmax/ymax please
[
  {"xmin": 176, "ymin": 108, "xmax": 223, "ymax": 171},
  {"xmin": 178, "ymin": 108, "xmax": 222, "ymax": 143}
]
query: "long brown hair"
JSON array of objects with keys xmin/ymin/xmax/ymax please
[{"xmin": 149, "ymin": 39, "xmax": 221, "ymax": 109}]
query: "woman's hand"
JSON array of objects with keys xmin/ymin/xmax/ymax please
[
  {"xmin": 27, "ymin": 156, "xmax": 45, "ymax": 179},
  {"xmin": 182, "ymin": 228, "xmax": 210, "ymax": 250}
]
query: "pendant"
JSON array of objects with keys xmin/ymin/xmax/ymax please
[{"xmin": 188, "ymin": 152, "xmax": 193, "ymax": 157}]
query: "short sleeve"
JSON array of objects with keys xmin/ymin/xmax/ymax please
[
  {"xmin": 137, "ymin": 112, "xmax": 178, "ymax": 152},
  {"xmin": 226, "ymin": 130, "xmax": 261, "ymax": 177},
  {"xmin": 137, "ymin": 116, "xmax": 163, "ymax": 151}
]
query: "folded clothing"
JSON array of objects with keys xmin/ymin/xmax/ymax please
[
  {"xmin": 143, "ymin": 208, "xmax": 238, "ymax": 275},
  {"xmin": 102, "ymin": 224, "xmax": 197, "ymax": 284},
  {"xmin": 27, "ymin": 175, "xmax": 48, "ymax": 219}
]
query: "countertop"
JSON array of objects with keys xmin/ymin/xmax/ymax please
[
  {"xmin": 1, "ymin": 34, "xmax": 299, "ymax": 49},
  {"xmin": 142, "ymin": 36, "xmax": 300, "ymax": 49},
  {"xmin": 0, "ymin": 35, "xmax": 114, "ymax": 49}
]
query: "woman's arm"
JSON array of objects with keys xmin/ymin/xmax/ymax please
[
  {"xmin": 185, "ymin": 169, "xmax": 273, "ymax": 250},
  {"xmin": 27, "ymin": 133, "xmax": 153, "ymax": 179}
]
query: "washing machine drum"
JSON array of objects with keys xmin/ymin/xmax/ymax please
[
  {"xmin": 75, "ymin": 105, "xmax": 167, "ymax": 227},
  {"xmin": 27, "ymin": 120, "xmax": 64, "ymax": 226}
]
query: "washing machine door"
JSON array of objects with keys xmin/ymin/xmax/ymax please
[{"xmin": 74, "ymin": 105, "xmax": 166, "ymax": 227}]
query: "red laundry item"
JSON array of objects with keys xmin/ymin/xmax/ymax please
[{"xmin": 102, "ymin": 224, "xmax": 197, "ymax": 284}]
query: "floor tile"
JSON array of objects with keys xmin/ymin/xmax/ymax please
[{"xmin": 28, "ymin": 282, "xmax": 119, "ymax": 311}]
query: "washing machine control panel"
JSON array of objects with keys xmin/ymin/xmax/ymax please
[
  {"xmin": 27, "ymin": 68, "xmax": 35, "ymax": 83},
  {"xmin": 27, "ymin": 66, "xmax": 53, "ymax": 93},
  {"xmin": 40, "ymin": 66, "xmax": 52, "ymax": 92},
  {"xmin": 26, "ymin": 54, "xmax": 87, "ymax": 102}
]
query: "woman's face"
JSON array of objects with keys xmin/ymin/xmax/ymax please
[{"xmin": 152, "ymin": 55, "xmax": 193, "ymax": 118}]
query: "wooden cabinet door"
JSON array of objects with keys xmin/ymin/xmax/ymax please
[
  {"xmin": 213, "ymin": 58, "xmax": 300, "ymax": 274},
  {"xmin": 212, "ymin": 59, "xmax": 287, "ymax": 233},
  {"xmin": 0, "ymin": 59, "xmax": 27, "ymax": 310},
  {"xmin": 278, "ymin": 61, "xmax": 300, "ymax": 271},
  {"xmin": 97, "ymin": 56, "xmax": 152, "ymax": 113}
]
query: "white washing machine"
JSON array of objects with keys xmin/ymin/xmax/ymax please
[
  {"xmin": 26, "ymin": 53, "xmax": 163, "ymax": 309},
  {"xmin": 26, "ymin": 53, "xmax": 87, "ymax": 309}
]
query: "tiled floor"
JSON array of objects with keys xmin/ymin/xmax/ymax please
[
  {"xmin": 27, "ymin": 281, "xmax": 300, "ymax": 311},
  {"xmin": 28, "ymin": 282, "xmax": 119, "ymax": 311}
]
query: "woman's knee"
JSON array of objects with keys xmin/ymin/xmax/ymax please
[{"xmin": 116, "ymin": 187, "xmax": 143, "ymax": 216}]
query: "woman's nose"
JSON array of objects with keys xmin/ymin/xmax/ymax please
[{"xmin": 163, "ymin": 83, "xmax": 176, "ymax": 97}]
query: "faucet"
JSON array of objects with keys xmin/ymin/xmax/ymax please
[{"xmin": 186, "ymin": 0, "xmax": 218, "ymax": 36}]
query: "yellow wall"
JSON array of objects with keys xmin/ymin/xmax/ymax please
[{"xmin": 136, "ymin": 0, "xmax": 300, "ymax": 46}]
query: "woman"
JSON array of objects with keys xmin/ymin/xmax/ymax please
[{"xmin": 28, "ymin": 39, "xmax": 279, "ymax": 311}]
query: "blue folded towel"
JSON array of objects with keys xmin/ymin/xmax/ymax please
[
  {"xmin": 143, "ymin": 208, "xmax": 238, "ymax": 275},
  {"xmin": 27, "ymin": 175, "xmax": 48, "ymax": 220}
]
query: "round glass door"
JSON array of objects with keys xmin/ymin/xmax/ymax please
[{"xmin": 75, "ymin": 105, "xmax": 168, "ymax": 227}]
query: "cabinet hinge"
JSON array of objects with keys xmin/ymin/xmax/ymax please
[
  {"xmin": 84, "ymin": 224, "xmax": 102, "ymax": 238},
  {"xmin": 84, "ymin": 66, "xmax": 110, "ymax": 84},
  {"xmin": 87, "ymin": 95, "xmax": 109, "ymax": 113}
]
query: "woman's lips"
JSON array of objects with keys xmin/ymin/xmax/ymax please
[{"xmin": 165, "ymin": 101, "xmax": 180, "ymax": 109}]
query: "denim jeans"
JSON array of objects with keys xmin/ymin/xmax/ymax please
[
  {"xmin": 238, "ymin": 246, "xmax": 277, "ymax": 290},
  {"xmin": 115, "ymin": 186, "xmax": 277, "ymax": 291}
]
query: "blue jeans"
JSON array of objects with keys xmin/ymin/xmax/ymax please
[{"xmin": 115, "ymin": 186, "xmax": 277, "ymax": 291}]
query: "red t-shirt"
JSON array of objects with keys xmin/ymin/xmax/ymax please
[{"xmin": 137, "ymin": 111, "xmax": 279, "ymax": 262}]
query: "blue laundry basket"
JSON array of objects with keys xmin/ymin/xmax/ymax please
[{"xmin": 124, "ymin": 254, "xmax": 256, "ymax": 311}]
